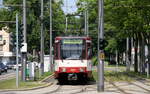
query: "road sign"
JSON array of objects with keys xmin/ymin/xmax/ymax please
[
  {"xmin": 99, "ymin": 53, "xmax": 105, "ymax": 60},
  {"xmin": 21, "ymin": 43, "xmax": 27, "ymax": 52}
]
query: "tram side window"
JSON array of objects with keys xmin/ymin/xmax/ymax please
[
  {"xmin": 82, "ymin": 48, "xmax": 86, "ymax": 59},
  {"xmin": 88, "ymin": 48, "xmax": 92, "ymax": 59},
  {"xmin": 54, "ymin": 44, "xmax": 58, "ymax": 59},
  {"xmin": 87, "ymin": 43, "xmax": 92, "ymax": 59}
]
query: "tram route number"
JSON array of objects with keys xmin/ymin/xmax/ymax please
[{"xmin": 99, "ymin": 53, "xmax": 105, "ymax": 60}]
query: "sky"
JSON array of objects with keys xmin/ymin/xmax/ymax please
[
  {"xmin": 0, "ymin": 0, "xmax": 78, "ymax": 14},
  {"xmin": 0, "ymin": 0, "xmax": 2, "ymax": 5},
  {"xmin": 0, "ymin": 0, "xmax": 3, "ymax": 8},
  {"xmin": 62, "ymin": 0, "xmax": 78, "ymax": 14}
]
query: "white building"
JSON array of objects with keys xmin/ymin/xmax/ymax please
[{"xmin": 0, "ymin": 27, "xmax": 15, "ymax": 65}]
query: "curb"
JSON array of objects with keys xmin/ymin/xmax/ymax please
[
  {"xmin": 0, "ymin": 83, "xmax": 53, "ymax": 92},
  {"xmin": 0, "ymin": 74, "xmax": 54, "ymax": 92},
  {"xmin": 39, "ymin": 73, "xmax": 54, "ymax": 83}
]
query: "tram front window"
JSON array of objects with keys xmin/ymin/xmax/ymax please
[{"xmin": 61, "ymin": 39, "xmax": 85, "ymax": 60}]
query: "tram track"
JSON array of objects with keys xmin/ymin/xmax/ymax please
[
  {"xmin": 0, "ymin": 71, "xmax": 15, "ymax": 81},
  {"xmin": 47, "ymin": 84, "xmax": 86, "ymax": 94},
  {"xmin": 30, "ymin": 72, "xmax": 96, "ymax": 94},
  {"xmin": 45, "ymin": 80, "xmax": 96, "ymax": 94}
]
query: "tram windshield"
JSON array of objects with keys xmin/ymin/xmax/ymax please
[{"xmin": 60, "ymin": 39, "xmax": 85, "ymax": 60}]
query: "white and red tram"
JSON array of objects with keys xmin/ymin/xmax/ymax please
[{"xmin": 54, "ymin": 36, "xmax": 92, "ymax": 82}]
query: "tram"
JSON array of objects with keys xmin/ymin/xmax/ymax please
[{"xmin": 54, "ymin": 36, "xmax": 92, "ymax": 83}]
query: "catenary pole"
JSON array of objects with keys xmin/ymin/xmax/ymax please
[
  {"xmin": 49, "ymin": 0, "xmax": 53, "ymax": 72},
  {"xmin": 65, "ymin": 17, "xmax": 68, "ymax": 32},
  {"xmin": 87, "ymin": 9, "xmax": 89, "ymax": 37},
  {"xmin": 84, "ymin": 9, "xmax": 89, "ymax": 36},
  {"xmin": 16, "ymin": 13, "xmax": 19, "ymax": 88},
  {"xmin": 84, "ymin": 9, "xmax": 87, "ymax": 36},
  {"xmin": 22, "ymin": 0, "xmax": 27, "ymax": 81},
  {"xmin": 65, "ymin": 0, "xmax": 68, "ymax": 32},
  {"xmin": 97, "ymin": 0, "xmax": 104, "ymax": 92},
  {"xmin": 40, "ymin": 0, "xmax": 44, "ymax": 75},
  {"xmin": 126, "ymin": 37, "xmax": 130, "ymax": 71}
]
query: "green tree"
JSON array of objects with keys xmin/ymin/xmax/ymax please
[{"xmin": 0, "ymin": 0, "xmax": 65, "ymax": 54}]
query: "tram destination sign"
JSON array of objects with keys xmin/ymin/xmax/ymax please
[{"xmin": 63, "ymin": 39, "xmax": 83, "ymax": 44}]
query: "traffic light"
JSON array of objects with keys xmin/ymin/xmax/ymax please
[
  {"xmin": 18, "ymin": 24, "xmax": 24, "ymax": 48},
  {"xmin": 99, "ymin": 39, "xmax": 108, "ymax": 50},
  {"xmin": 10, "ymin": 32, "xmax": 16, "ymax": 47},
  {"xmin": 10, "ymin": 24, "xmax": 24, "ymax": 49}
]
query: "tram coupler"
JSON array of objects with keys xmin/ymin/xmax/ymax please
[{"xmin": 68, "ymin": 73, "xmax": 77, "ymax": 80}]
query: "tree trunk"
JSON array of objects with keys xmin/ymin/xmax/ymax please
[
  {"xmin": 138, "ymin": 39, "xmax": 140, "ymax": 72},
  {"xmin": 139, "ymin": 36, "xmax": 145, "ymax": 73},
  {"xmin": 147, "ymin": 38, "xmax": 150, "ymax": 74},
  {"xmin": 134, "ymin": 38, "xmax": 138, "ymax": 72},
  {"xmin": 131, "ymin": 38, "xmax": 134, "ymax": 70},
  {"xmin": 116, "ymin": 50, "xmax": 118, "ymax": 64},
  {"xmin": 126, "ymin": 37, "xmax": 130, "ymax": 71},
  {"xmin": 141, "ymin": 39, "xmax": 145, "ymax": 73}
]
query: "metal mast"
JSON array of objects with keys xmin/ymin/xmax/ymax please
[
  {"xmin": 84, "ymin": 8, "xmax": 88, "ymax": 36},
  {"xmin": 40, "ymin": 0, "xmax": 44, "ymax": 74},
  {"xmin": 16, "ymin": 13, "xmax": 19, "ymax": 88},
  {"xmin": 22, "ymin": 0, "xmax": 27, "ymax": 81},
  {"xmin": 49, "ymin": 0, "xmax": 53, "ymax": 72},
  {"xmin": 98, "ymin": 0, "xmax": 104, "ymax": 92}
]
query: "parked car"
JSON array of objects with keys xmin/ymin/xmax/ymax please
[
  {"xmin": 6, "ymin": 62, "xmax": 14, "ymax": 69},
  {"xmin": 0, "ymin": 63, "xmax": 8, "ymax": 73},
  {"xmin": 12, "ymin": 62, "xmax": 22, "ymax": 70},
  {"xmin": 12, "ymin": 64, "xmax": 22, "ymax": 70},
  {"xmin": 0, "ymin": 67, "xmax": 2, "ymax": 75}
]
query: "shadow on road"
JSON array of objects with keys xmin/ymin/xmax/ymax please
[{"xmin": 57, "ymin": 79, "xmax": 96, "ymax": 86}]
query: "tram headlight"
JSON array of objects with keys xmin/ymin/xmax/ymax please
[
  {"xmin": 80, "ymin": 68, "xmax": 84, "ymax": 72},
  {"xmin": 62, "ymin": 68, "xmax": 66, "ymax": 72}
]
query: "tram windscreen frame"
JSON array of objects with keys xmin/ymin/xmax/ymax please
[{"xmin": 60, "ymin": 38, "xmax": 85, "ymax": 60}]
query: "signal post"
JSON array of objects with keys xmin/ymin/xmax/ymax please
[{"xmin": 98, "ymin": 0, "xmax": 105, "ymax": 92}]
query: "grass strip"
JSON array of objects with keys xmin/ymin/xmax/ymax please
[
  {"xmin": 92, "ymin": 70, "xmax": 135, "ymax": 82},
  {"xmin": 93, "ymin": 70, "xmax": 150, "ymax": 82},
  {"xmin": 0, "ymin": 71, "xmax": 52, "ymax": 90},
  {"xmin": 0, "ymin": 78, "xmax": 44, "ymax": 89}
]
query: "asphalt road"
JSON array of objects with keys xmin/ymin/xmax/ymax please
[{"xmin": 0, "ymin": 69, "xmax": 15, "ymax": 81}]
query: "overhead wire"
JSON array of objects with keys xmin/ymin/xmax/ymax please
[{"xmin": 62, "ymin": 0, "xmax": 84, "ymax": 34}]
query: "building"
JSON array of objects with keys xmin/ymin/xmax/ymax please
[{"xmin": 0, "ymin": 27, "xmax": 14, "ymax": 65}]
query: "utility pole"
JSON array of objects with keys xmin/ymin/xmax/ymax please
[
  {"xmin": 126, "ymin": 37, "xmax": 130, "ymax": 71},
  {"xmin": 98, "ymin": 0, "xmax": 104, "ymax": 92},
  {"xmin": 22, "ymin": 0, "xmax": 27, "ymax": 81},
  {"xmin": 87, "ymin": 10, "xmax": 89, "ymax": 37},
  {"xmin": 116, "ymin": 50, "xmax": 118, "ymax": 72},
  {"xmin": 84, "ymin": 9, "xmax": 87, "ymax": 36},
  {"xmin": 65, "ymin": 17, "xmax": 68, "ymax": 32},
  {"xmin": 65, "ymin": 0, "xmax": 68, "ymax": 32},
  {"xmin": 49, "ymin": 0, "xmax": 53, "ymax": 72},
  {"xmin": 16, "ymin": 13, "xmax": 19, "ymax": 88},
  {"xmin": 40, "ymin": 0, "xmax": 44, "ymax": 75},
  {"xmin": 84, "ymin": 9, "xmax": 88, "ymax": 36}
]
